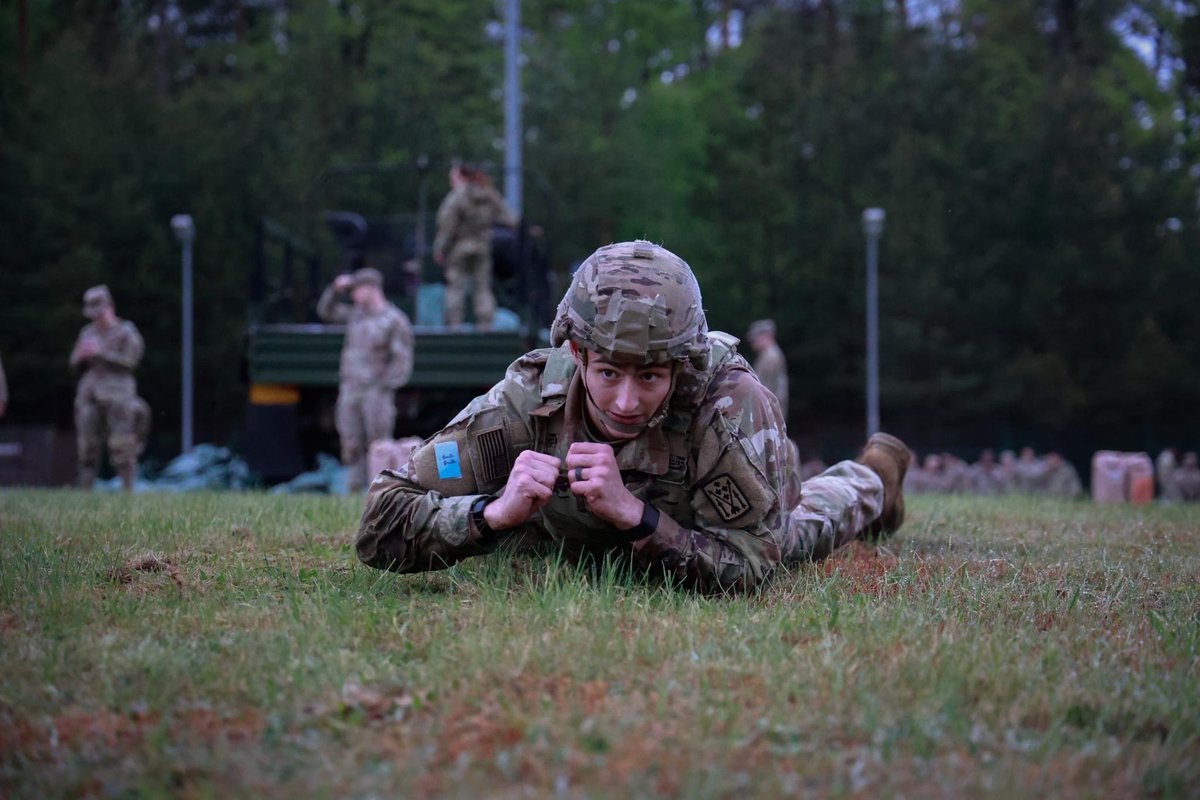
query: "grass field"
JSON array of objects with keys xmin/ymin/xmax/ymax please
[{"xmin": 0, "ymin": 490, "xmax": 1196, "ymax": 798}]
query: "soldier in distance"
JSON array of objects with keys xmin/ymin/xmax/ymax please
[
  {"xmin": 745, "ymin": 318, "xmax": 788, "ymax": 419},
  {"xmin": 69, "ymin": 285, "xmax": 150, "ymax": 491},
  {"xmin": 317, "ymin": 267, "xmax": 416, "ymax": 492}
]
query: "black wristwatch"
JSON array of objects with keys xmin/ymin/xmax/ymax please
[{"xmin": 470, "ymin": 495, "xmax": 504, "ymax": 544}]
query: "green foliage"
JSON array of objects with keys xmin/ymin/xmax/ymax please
[{"xmin": 1, "ymin": 0, "xmax": 1198, "ymax": 454}]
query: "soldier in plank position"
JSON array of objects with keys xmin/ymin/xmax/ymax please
[{"xmin": 356, "ymin": 241, "xmax": 910, "ymax": 593}]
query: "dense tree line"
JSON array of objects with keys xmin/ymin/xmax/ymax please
[{"xmin": 2, "ymin": 0, "xmax": 1197, "ymax": 461}]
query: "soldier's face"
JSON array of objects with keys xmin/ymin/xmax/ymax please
[
  {"xmin": 352, "ymin": 284, "xmax": 377, "ymax": 306},
  {"xmin": 577, "ymin": 350, "xmax": 673, "ymax": 440},
  {"xmin": 84, "ymin": 302, "xmax": 114, "ymax": 323}
]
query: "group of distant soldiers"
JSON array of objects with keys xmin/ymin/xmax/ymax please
[
  {"xmin": 888, "ymin": 446, "xmax": 1200, "ymax": 502},
  {"xmin": 45, "ymin": 268, "xmax": 412, "ymax": 493},
  {"xmin": 902, "ymin": 447, "xmax": 1084, "ymax": 498},
  {"xmin": 40, "ymin": 162, "xmax": 501, "ymax": 492}
]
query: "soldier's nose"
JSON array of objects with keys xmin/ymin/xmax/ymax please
[{"xmin": 613, "ymin": 379, "xmax": 639, "ymax": 413}]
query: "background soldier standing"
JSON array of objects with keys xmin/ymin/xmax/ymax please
[
  {"xmin": 1156, "ymin": 447, "xmax": 1179, "ymax": 501},
  {"xmin": 317, "ymin": 267, "xmax": 415, "ymax": 492},
  {"xmin": 69, "ymin": 285, "xmax": 149, "ymax": 490},
  {"xmin": 746, "ymin": 319, "xmax": 789, "ymax": 419},
  {"xmin": 1171, "ymin": 451, "xmax": 1200, "ymax": 502},
  {"xmin": 433, "ymin": 162, "xmax": 518, "ymax": 329}
]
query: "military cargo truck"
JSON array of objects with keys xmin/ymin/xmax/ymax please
[{"xmin": 242, "ymin": 162, "xmax": 555, "ymax": 482}]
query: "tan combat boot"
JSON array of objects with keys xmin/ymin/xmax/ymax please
[{"xmin": 857, "ymin": 433, "xmax": 912, "ymax": 538}]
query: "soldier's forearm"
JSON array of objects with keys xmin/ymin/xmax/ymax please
[
  {"xmin": 356, "ymin": 485, "xmax": 497, "ymax": 573},
  {"xmin": 316, "ymin": 287, "xmax": 350, "ymax": 323},
  {"xmin": 101, "ymin": 351, "xmax": 140, "ymax": 370},
  {"xmin": 383, "ymin": 360, "xmax": 413, "ymax": 389},
  {"xmin": 632, "ymin": 511, "xmax": 772, "ymax": 594}
]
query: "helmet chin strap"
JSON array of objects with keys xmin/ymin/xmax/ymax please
[{"xmin": 578, "ymin": 350, "xmax": 676, "ymax": 439}]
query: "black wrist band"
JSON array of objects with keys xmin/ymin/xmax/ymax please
[
  {"xmin": 619, "ymin": 502, "xmax": 660, "ymax": 543},
  {"xmin": 470, "ymin": 495, "xmax": 504, "ymax": 544}
]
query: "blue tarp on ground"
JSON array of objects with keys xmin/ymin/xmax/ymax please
[
  {"xmin": 95, "ymin": 444, "xmax": 256, "ymax": 492},
  {"xmin": 269, "ymin": 453, "xmax": 348, "ymax": 495},
  {"xmin": 94, "ymin": 445, "xmax": 350, "ymax": 493}
]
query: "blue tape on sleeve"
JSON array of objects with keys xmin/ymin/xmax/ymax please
[{"xmin": 435, "ymin": 441, "xmax": 463, "ymax": 480}]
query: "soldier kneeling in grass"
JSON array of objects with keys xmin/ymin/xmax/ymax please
[{"xmin": 355, "ymin": 241, "xmax": 911, "ymax": 594}]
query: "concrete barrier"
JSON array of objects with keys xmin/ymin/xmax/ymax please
[{"xmin": 0, "ymin": 425, "xmax": 76, "ymax": 487}]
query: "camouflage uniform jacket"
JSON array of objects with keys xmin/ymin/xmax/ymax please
[
  {"xmin": 357, "ymin": 333, "xmax": 798, "ymax": 594},
  {"xmin": 753, "ymin": 343, "xmax": 788, "ymax": 415},
  {"xmin": 70, "ymin": 319, "xmax": 143, "ymax": 401},
  {"xmin": 317, "ymin": 289, "xmax": 415, "ymax": 389},
  {"xmin": 433, "ymin": 184, "xmax": 517, "ymax": 261}
]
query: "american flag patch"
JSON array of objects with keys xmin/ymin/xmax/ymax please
[{"xmin": 475, "ymin": 426, "xmax": 511, "ymax": 484}]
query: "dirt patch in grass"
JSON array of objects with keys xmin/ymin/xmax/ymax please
[
  {"xmin": 106, "ymin": 551, "xmax": 186, "ymax": 591},
  {"xmin": 321, "ymin": 680, "xmax": 417, "ymax": 724}
]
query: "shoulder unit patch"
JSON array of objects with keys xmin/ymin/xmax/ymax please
[
  {"xmin": 702, "ymin": 473, "xmax": 750, "ymax": 522},
  {"xmin": 434, "ymin": 441, "xmax": 463, "ymax": 480}
]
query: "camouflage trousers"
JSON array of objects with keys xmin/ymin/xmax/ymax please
[
  {"xmin": 443, "ymin": 249, "xmax": 496, "ymax": 328},
  {"xmin": 75, "ymin": 393, "xmax": 150, "ymax": 488},
  {"xmin": 780, "ymin": 460, "xmax": 885, "ymax": 562},
  {"xmin": 336, "ymin": 383, "xmax": 397, "ymax": 492}
]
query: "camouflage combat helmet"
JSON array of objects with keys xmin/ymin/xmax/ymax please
[
  {"xmin": 351, "ymin": 267, "xmax": 384, "ymax": 288},
  {"xmin": 550, "ymin": 241, "xmax": 710, "ymax": 369}
]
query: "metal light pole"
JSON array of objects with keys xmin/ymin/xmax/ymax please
[
  {"xmin": 171, "ymin": 214, "xmax": 195, "ymax": 454},
  {"xmin": 863, "ymin": 207, "xmax": 886, "ymax": 438},
  {"xmin": 503, "ymin": 0, "xmax": 523, "ymax": 217}
]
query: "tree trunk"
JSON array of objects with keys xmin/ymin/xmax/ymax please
[
  {"xmin": 1054, "ymin": 0, "xmax": 1078, "ymax": 55},
  {"xmin": 16, "ymin": 0, "xmax": 28, "ymax": 75},
  {"xmin": 154, "ymin": 0, "xmax": 170, "ymax": 98}
]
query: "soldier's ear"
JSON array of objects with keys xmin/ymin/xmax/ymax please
[{"xmin": 568, "ymin": 341, "xmax": 583, "ymax": 367}]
